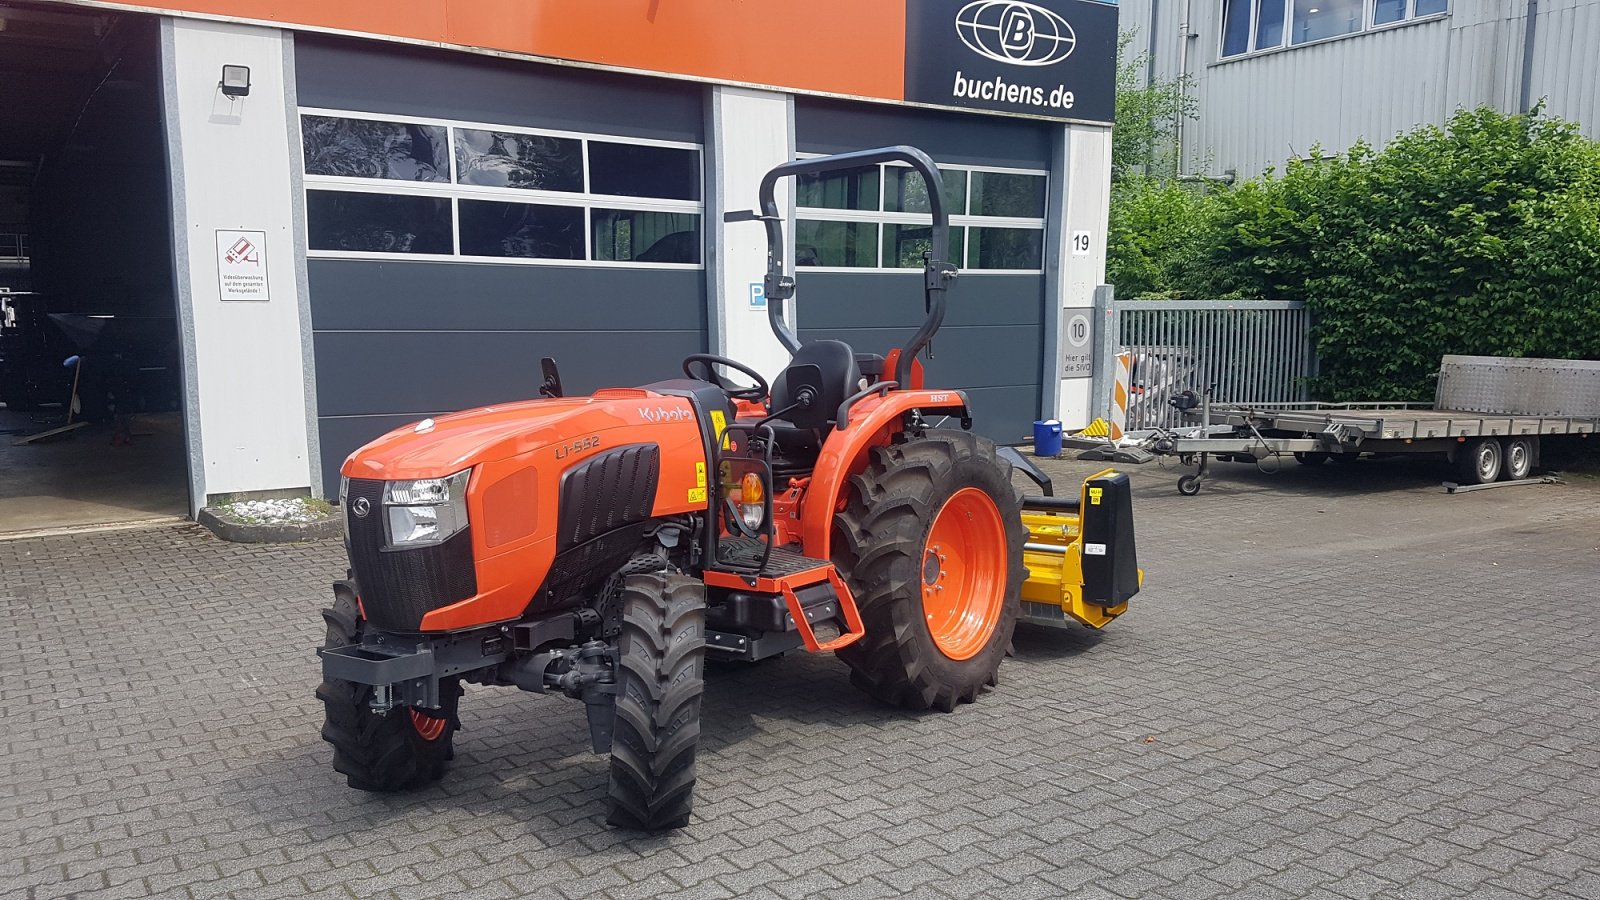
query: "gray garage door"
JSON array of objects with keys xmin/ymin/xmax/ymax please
[
  {"xmin": 296, "ymin": 38, "xmax": 707, "ymax": 494},
  {"xmin": 794, "ymin": 99, "xmax": 1053, "ymax": 443}
]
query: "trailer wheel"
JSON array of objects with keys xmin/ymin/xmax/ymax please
[
  {"xmin": 607, "ymin": 573, "xmax": 705, "ymax": 832},
  {"xmin": 1177, "ymin": 475, "xmax": 1201, "ymax": 496},
  {"xmin": 316, "ymin": 589, "xmax": 461, "ymax": 792},
  {"xmin": 1502, "ymin": 437, "xmax": 1536, "ymax": 480},
  {"xmin": 1293, "ymin": 451, "xmax": 1330, "ymax": 466},
  {"xmin": 833, "ymin": 430, "xmax": 1025, "ymax": 712},
  {"xmin": 1455, "ymin": 437, "xmax": 1503, "ymax": 485}
]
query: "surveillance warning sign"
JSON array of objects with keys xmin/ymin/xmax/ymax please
[{"xmin": 216, "ymin": 229, "xmax": 270, "ymax": 301}]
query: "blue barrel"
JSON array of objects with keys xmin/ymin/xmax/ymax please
[{"xmin": 1032, "ymin": 419, "xmax": 1063, "ymax": 458}]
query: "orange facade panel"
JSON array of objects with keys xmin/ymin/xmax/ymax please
[
  {"xmin": 90, "ymin": 0, "xmax": 906, "ymax": 100},
  {"xmin": 445, "ymin": 1, "xmax": 905, "ymax": 100},
  {"xmin": 127, "ymin": 0, "xmax": 449, "ymax": 43}
]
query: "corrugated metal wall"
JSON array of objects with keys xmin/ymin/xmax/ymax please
[
  {"xmin": 1119, "ymin": 0, "xmax": 1600, "ymax": 178},
  {"xmin": 1525, "ymin": 0, "xmax": 1600, "ymax": 129}
]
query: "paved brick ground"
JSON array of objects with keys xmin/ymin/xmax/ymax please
[{"xmin": 4, "ymin": 456, "xmax": 1599, "ymax": 899}]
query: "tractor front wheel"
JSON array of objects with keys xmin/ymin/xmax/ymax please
[
  {"xmin": 316, "ymin": 588, "xmax": 460, "ymax": 792},
  {"xmin": 833, "ymin": 430, "xmax": 1026, "ymax": 712},
  {"xmin": 607, "ymin": 573, "xmax": 705, "ymax": 831}
]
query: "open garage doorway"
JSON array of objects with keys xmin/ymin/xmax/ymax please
[{"xmin": 0, "ymin": 4, "xmax": 188, "ymax": 535}]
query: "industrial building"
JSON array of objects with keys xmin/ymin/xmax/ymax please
[
  {"xmin": 0, "ymin": 0, "xmax": 1120, "ymax": 528},
  {"xmin": 1120, "ymin": 0, "xmax": 1600, "ymax": 179}
]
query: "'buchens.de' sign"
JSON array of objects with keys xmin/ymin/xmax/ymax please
[{"xmin": 906, "ymin": 0, "xmax": 1118, "ymax": 125}]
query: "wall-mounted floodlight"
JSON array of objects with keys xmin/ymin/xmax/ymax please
[{"xmin": 220, "ymin": 65, "xmax": 251, "ymax": 98}]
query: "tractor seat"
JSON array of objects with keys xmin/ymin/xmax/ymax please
[{"xmin": 770, "ymin": 340, "xmax": 861, "ymax": 432}]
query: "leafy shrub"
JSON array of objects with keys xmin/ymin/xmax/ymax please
[
  {"xmin": 1106, "ymin": 177, "xmax": 1222, "ymax": 299},
  {"xmin": 1109, "ymin": 107, "xmax": 1600, "ymax": 400}
]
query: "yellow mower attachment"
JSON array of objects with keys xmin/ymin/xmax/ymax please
[{"xmin": 1017, "ymin": 468, "xmax": 1143, "ymax": 630}]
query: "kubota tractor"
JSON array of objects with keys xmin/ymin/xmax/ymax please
[{"xmin": 317, "ymin": 147, "xmax": 1141, "ymax": 831}]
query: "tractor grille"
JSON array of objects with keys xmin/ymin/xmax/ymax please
[
  {"xmin": 535, "ymin": 522, "xmax": 650, "ymax": 614},
  {"xmin": 345, "ymin": 478, "xmax": 478, "ymax": 632},
  {"xmin": 556, "ymin": 444, "xmax": 660, "ymax": 551}
]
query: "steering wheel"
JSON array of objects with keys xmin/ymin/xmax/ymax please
[{"xmin": 682, "ymin": 354, "xmax": 769, "ymax": 402}]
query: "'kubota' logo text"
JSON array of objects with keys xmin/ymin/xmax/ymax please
[
  {"xmin": 955, "ymin": 1, "xmax": 1076, "ymax": 67},
  {"xmin": 638, "ymin": 406, "xmax": 693, "ymax": 424}
]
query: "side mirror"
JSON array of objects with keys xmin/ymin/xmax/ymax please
[
  {"xmin": 539, "ymin": 357, "xmax": 563, "ymax": 399},
  {"xmin": 783, "ymin": 364, "xmax": 824, "ymax": 409}
]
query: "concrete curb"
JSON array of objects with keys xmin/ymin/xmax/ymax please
[{"xmin": 197, "ymin": 507, "xmax": 340, "ymax": 543}]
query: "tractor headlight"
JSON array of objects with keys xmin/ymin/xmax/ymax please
[{"xmin": 383, "ymin": 469, "xmax": 471, "ymax": 548}]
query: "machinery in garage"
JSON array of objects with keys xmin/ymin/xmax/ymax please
[{"xmin": 316, "ymin": 147, "xmax": 1141, "ymax": 831}]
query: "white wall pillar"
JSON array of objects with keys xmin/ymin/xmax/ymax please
[
  {"xmin": 161, "ymin": 18, "xmax": 315, "ymax": 510},
  {"xmin": 1055, "ymin": 123, "xmax": 1113, "ymax": 428},
  {"xmin": 706, "ymin": 86, "xmax": 795, "ymax": 382}
]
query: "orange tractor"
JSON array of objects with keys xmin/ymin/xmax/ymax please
[{"xmin": 317, "ymin": 147, "xmax": 1141, "ymax": 830}]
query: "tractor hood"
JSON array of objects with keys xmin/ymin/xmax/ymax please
[{"xmin": 341, "ymin": 392, "xmax": 665, "ymax": 482}]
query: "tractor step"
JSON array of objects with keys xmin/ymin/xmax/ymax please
[
  {"xmin": 703, "ymin": 579, "xmax": 856, "ymax": 660},
  {"xmin": 703, "ymin": 547, "xmax": 864, "ymax": 653},
  {"xmin": 712, "ymin": 538, "xmax": 827, "ymax": 577}
]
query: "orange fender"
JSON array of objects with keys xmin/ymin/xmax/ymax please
[{"xmin": 799, "ymin": 388, "xmax": 972, "ymax": 560}]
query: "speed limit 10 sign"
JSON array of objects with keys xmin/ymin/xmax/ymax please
[{"xmin": 1063, "ymin": 311, "xmax": 1092, "ymax": 377}]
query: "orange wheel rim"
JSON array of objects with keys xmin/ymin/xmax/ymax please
[
  {"xmin": 410, "ymin": 708, "xmax": 447, "ymax": 741},
  {"xmin": 920, "ymin": 487, "xmax": 1007, "ymax": 661}
]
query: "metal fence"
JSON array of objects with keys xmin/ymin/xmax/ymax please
[{"xmin": 1095, "ymin": 296, "xmax": 1317, "ymax": 432}]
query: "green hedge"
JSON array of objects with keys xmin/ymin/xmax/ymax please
[
  {"xmin": 1106, "ymin": 176, "xmax": 1220, "ymax": 300},
  {"xmin": 1108, "ymin": 107, "xmax": 1600, "ymax": 401}
]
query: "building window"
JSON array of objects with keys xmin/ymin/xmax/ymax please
[
  {"xmin": 882, "ymin": 224, "xmax": 965, "ymax": 269},
  {"xmin": 1373, "ymin": 0, "xmax": 1407, "ymax": 24},
  {"xmin": 795, "ymin": 220, "xmax": 878, "ymax": 268},
  {"xmin": 1291, "ymin": 0, "xmax": 1362, "ymax": 45},
  {"xmin": 1221, "ymin": 0, "xmax": 1253, "ymax": 56},
  {"xmin": 306, "ymin": 191, "xmax": 452, "ymax": 254},
  {"xmin": 301, "ymin": 110, "xmax": 703, "ymax": 267},
  {"xmin": 798, "ymin": 166, "xmax": 882, "ymax": 212},
  {"xmin": 968, "ymin": 227, "xmax": 1043, "ymax": 270},
  {"xmin": 592, "ymin": 210, "xmax": 701, "ymax": 263},
  {"xmin": 1220, "ymin": 0, "xmax": 1448, "ymax": 59},
  {"xmin": 587, "ymin": 143, "xmax": 700, "ymax": 201},
  {"xmin": 1255, "ymin": 0, "xmax": 1288, "ymax": 49},
  {"xmin": 457, "ymin": 200, "xmax": 584, "ymax": 259},
  {"xmin": 795, "ymin": 160, "xmax": 1046, "ymax": 272},
  {"xmin": 454, "ymin": 130, "xmax": 582, "ymax": 192},
  {"xmin": 884, "ymin": 167, "xmax": 966, "ymax": 215},
  {"xmin": 302, "ymin": 115, "xmax": 448, "ymax": 182}
]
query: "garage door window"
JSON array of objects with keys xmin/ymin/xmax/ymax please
[
  {"xmin": 796, "ymin": 160, "xmax": 1045, "ymax": 273},
  {"xmin": 454, "ymin": 130, "xmax": 582, "ymax": 192},
  {"xmin": 588, "ymin": 143, "xmax": 700, "ymax": 201},
  {"xmin": 305, "ymin": 191, "xmax": 452, "ymax": 254},
  {"xmin": 457, "ymin": 200, "xmax": 584, "ymax": 259},
  {"xmin": 302, "ymin": 115, "xmax": 449, "ymax": 182},
  {"xmin": 592, "ymin": 210, "xmax": 701, "ymax": 263},
  {"xmin": 302, "ymin": 110, "xmax": 702, "ymax": 268}
]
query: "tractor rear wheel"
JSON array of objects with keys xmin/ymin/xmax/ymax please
[
  {"xmin": 833, "ymin": 430, "xmax": 1026, "ymax": 712},
  {"xmin": 607, "ymin": 573, "xmax": 705, "ymax": 831},
  {"xmin": 316, "ymin": 588, "xmax": 460, "ymax": 792}
]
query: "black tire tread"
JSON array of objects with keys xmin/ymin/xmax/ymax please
[
  {"xmin": 606, "ymin": 573, "xmax": 705, "ymax": 831},
  {"xmin": 832, "ymin": 430, "xmax": 1025, "ymax": 712},
  {"xmin": 316, "ymin": 589, "xmax": 459, "ymax": 792}
]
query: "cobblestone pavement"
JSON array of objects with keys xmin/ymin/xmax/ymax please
[{"xmin": 4, "ymin": 456, "xmax": 1599, "ymax": 899}]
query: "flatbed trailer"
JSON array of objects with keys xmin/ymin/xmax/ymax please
[{"xmin": 1142, "ymin": 356, "xmax": 1599, "ymax": 495}]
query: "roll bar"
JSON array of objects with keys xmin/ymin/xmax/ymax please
[{"xmin": 724, "ymin": 145, "xmax": 959, "ymax": 390}]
